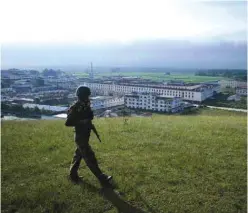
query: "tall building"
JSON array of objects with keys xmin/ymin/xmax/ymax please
[{"xmin": 89, "ymin": 62, "xmax": 94, "ymax": 80}]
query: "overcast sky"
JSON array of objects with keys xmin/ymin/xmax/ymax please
[{"xmin": 1, "ymin": 0, "xmax": 247, "ymax": 69}]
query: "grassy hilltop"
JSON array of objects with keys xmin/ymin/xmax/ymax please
[{"xmin": 1, "ymin": 109, "xmax": 247, "ymax": 213}]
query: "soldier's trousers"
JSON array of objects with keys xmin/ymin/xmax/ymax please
[{"xmin": 69, "ymin": 133, "xmax": 103, "ymax": 179}]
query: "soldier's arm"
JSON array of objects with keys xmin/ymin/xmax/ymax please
[
  {"xmin": 65, "ymin": 106, "xmax": 94, "ymax": 126},
  {"xmin": 78, "ymin": 109, "xmax": 94, "ymax": 124},
  {"xmin": 65, "ymin": 106, "xmax": 80, "ymax": 126}
]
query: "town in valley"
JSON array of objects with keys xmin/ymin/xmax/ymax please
[{"xmin": 1, "ymin": 67, "xmax": 247, "ymax": 120}]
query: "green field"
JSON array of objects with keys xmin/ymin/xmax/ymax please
[
  {"xmin": 75, "ymin": 71, "xmax": 227, "ymax": 83},
  {"xmin": 2, "ymin": 109, "xmax": 247, "ymax": 213}
]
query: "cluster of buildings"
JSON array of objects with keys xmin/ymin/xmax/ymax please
[
  {"xmin": 218, "ymin": 79, "xmax": 247, "ymax": 101},
  {"xmin": 1, "ymin": 69, "xmax": 78, "ymax": 105},
  {"xmin": 82, "ymin": 79, "xmax": 222, "ymax": 113},
  {"xmin": 219, "ymin": 79, "xmax": 247, "ymax": 95},
  {"xmin": 227, "ymin": 86, "xmax": 247, "ymax": 102},
  {"xmin": 1, "ymin": 68, "xmax": 247, "ymax": 115},
  {"xmin": 219, "ymin": 80, "xmax": 247, "ymax": 89}
]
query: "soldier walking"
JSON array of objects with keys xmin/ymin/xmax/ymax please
[{"xmin": 65, "ymin": 86, "xmax": 112, "ymax": 185}]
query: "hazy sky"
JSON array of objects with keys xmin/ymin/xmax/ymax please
[
  {"xmin": 1, "ymin": 0, "xmax": 247, "ymax": 43},
  {"xmin": 1, "ymin": 0, "xmax": 247, "ymax": 69}
]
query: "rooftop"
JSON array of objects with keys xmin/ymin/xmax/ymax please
[
  {"xmin": 23, "ymin": 104, "xmax": 68, "ymax": 112},
  {"xmin": 90, "ymin": 96, "xmax": 113, "ymax": 101},
  {"xmin": 13, "ymin": 98, "xmax": 34, "ymax": 102},
  {"xmin": 90, "ymin": 82, "xmax": 209, "ymax": 91},
  {"xmin": 125, "ymin": 93, "xmax": 180, "ymax": 101}
]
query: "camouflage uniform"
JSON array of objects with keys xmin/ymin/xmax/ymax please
[{"xmin": 65, "ymin": 86, "xmax": 112, "ymax": 184}]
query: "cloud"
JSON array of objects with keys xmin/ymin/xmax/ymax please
[{"xmin": 1, "ymin": 0, "xmax": 246, "ymax": 43}]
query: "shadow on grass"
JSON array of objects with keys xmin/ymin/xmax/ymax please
[{"xmin": 78, "ymin": 180, "xmax": 152, "ymax": 213}]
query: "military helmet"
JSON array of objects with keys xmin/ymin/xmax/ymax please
[{"xmin": 76, "ymin": 86, "xmax": 91, "ymax": 100}]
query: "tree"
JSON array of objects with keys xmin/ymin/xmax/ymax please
[
  {"xmin": 1, "ymin": 103, "xmax": 10, "ymax": 110},
  {"xmin": 11, "ymin": 104, "xmax": 23, "ymax": 112},
  {"xmin": 121, "ymin": 108, "xmax": 129, "ymax": 117},
  {"xmin": 34, "ymin": 98, "xmax": 40, "ymax": 104},
  {"xmin": 34, "ymin": 106, "xmax": 41, "ymax": 114}
]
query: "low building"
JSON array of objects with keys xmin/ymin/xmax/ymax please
[
  {"xmin": 1, "ymin": 88, "xmax": 15, "ymax": 93},
  {"xmin": 219, "ymin": 80, "xmax": 247, "ymax": 88},
  {"xmin": 90, "ymin": 96, "xmax": 124, "ymax": 110},
  {"xmin": 11, "ymin": 84, "xmax": 32, "ymax": 93},
  {"xmin": 236, "ymin": 86, "xmax": 247, "ymax": 96},
  {"xmin": 23, "ymin": 104, "xmax": 68, "ymax": 112},
  {"xmin": 124, "ymin": 92, "xmax": 184, "ymax": 113},
  {"xmin": 227, "ymin": 95, "xmax": 241, "ymax": 101},
  {"xmin": 12, "ymin": 98, "xmax": 34, "ymax": 104}
]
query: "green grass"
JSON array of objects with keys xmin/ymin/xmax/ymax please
[
  {"xmin": 2, "ymin": 109, "xmax": 247, "ymax": 213},
  {"xmin": 74, "ymin": 71, "xmax": 227, "ymax": 83}
]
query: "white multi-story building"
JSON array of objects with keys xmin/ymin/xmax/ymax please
[
  {"xmin": 66, "ymin": 95, "xmax": 124, "ymax": 110},
  {"xmin": 125, "ymin": 92, "xmax": 184, "ymax": 113},
  {"xmin": 90, "ymin": 96, "xmax": 124, "ymax": 110},
  {"xmin": 236, "ymin": 86, "xmax": 247, "ymax": 96},
  {"xmin": 219, "ymin": 80, "xmax": 247, "ymax": 88},
  {"xmin": 83, "ymin": 82, "xmax": 220, "ymax": 102}
]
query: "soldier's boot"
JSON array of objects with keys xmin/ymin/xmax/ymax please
[
  {"xmin": 86, "ymin": 161, "xmax": 112, "ymax": 185},
  {"xmin": 83, "ymin": 145, "xmax": 112, "ymax": 185},
  {"xmin": 69, "ymin": 175, "xmax": 82, "ymax": 183},
  {"xmin": 69, "ymin": 157, "xmax": 82, "ymax": 183},
  {"xmin": 98, "ymin": 173, "xmax": 113, "ymax": 185}
]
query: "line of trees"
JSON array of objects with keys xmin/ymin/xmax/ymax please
[
  {"xmin": 1, "ymin": 103, "xmax": 40, "ymax": 113},
  {"xmin": 195, "ymin": 69, "xmax": 247, "ymax": 81},
  {"xmin": 1, "ymin": 103, "xmax": 55, "ymax": 116}
]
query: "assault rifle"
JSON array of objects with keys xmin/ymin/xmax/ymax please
[{"xmin": 91, "ymin": 123, "xmax": 102, "ymax": 143}]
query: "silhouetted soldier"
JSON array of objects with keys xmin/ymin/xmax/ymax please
[{"xmin": 65, "ymin": 86, "xmax": 112, "ymax": 185}]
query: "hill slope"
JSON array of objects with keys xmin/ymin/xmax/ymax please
[{"xmin": 2, "ymin": 110, "xmax": 247, "ymax": 213}]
